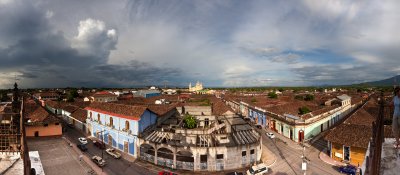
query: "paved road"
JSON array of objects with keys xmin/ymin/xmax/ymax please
[
  {"xmin": 261, "ymin": 129, "xmax": 341, "ymax": 175},
  {"xmin": 63, "ymin": 126, "xmax": 157, "ymax": 175}
]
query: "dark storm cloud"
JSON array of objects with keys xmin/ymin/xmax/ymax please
[
  {"xmin": 291, "ymin": 64, "xmax": 396, "ymax": 85},
  {"xmin": 0, "ymin": 0, "xmax": 183, "ymax": 88},
  {"xmin": 92, "ymin": 60, "xmax": 182, "ymax": 84}
]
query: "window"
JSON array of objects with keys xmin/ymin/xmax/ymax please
[
  {"xmin": 204, "ymin": 118, "xmax": 209, "ymax": 126},
  {"xmin": 55, "ymin": 123, "xmax": 59, "ymax": 125},
  {"xmin": 242, "ymin": 151, "xmax": 246, "ymax": 156},
  {"xmin": 250, "ymin": 149, "xmax": 255, "ymax": 154},
  {"xmin": 200, "ymin": 155, "xmax": 207, "ymax": 162},
  {"xmin": 97, "ymin": 114, "xmax": 101, "ymax": 123},
  {"xmin": 125, "ymin": 120, "xmax": 130, "ymax": 130},
  {"xmin": 44, "ymin": 124, "xmax": 48, "ymax": 127},
  {"xmin": 109, "ymin": 117, "xmax": 113, "ymax": 127},
  {"xmin": 216, "ymin": 154, "xmax": 224, "ymax": 159}
]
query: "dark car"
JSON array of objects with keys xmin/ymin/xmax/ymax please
[
  {"xmin": 338, "ymin": 165, "xmax": 357, "ymax": 175},
  {"xmin": 226, "ymin": 172, "xmax": 244, "ymax": 175},
  {"xmin": 67, "ymin": 123, "xmax": 74, "ymax": 128},
  {"xmin": 77, "ymin": 144, "xmax": 88, "ymax": 152},
  {"xmin": 158, "ymin": 171, "xmax": 178, "ymax": 175},
  {"xmin": 93, "ymin": 140, "xmax": 106, "ymax": 149}
]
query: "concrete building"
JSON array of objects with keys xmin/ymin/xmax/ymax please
[
  {"xmin": 85, "ymin": 102, "xmax": 159, "ymax": 157},
  {"xmin": 24, "ymin": 99, "xmax": 62, "ymax": 137},
  {"xmin": 189, "ymin": 81, "xmax": 203, "ymax": 92},
  {"xmin": 225, "ymin": 93, "xmax": 366, "ymax": 142},
  {"xmin": 138, "ymin": 104, "xmax": 261, "ymax": 172},
  {"xmin": 84, "ymin": 91, "xmax": 118, "ymax": 102},
  {"xmin": 133, "ymin": 90, "xmax": 161, "ymax": 98}
]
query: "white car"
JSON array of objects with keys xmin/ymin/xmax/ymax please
[
  {"xmin": 246, "ymin": 163, "xmax": 269, "ymax": 175},
  {"xmin": 106, "ymin": 148, "xmax": 121, "ymax": 159},
  {"xmin": 266, "ymin": 132, "xmax": 275, "ymax": 139},
  {"xmin": 78, "ymin": 137, "xmax": 88, "ymax": 145}
]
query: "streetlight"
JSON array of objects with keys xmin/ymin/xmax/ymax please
[{"xmin": 97, "ymin": 129, "xmax": 106, "ymax": 172}]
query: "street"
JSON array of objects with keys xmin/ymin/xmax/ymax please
[
  {"xmin": 261, "ymin": 128, "xmax": 341, "ymax": 175},
  {"xmin": 63, "ymin": 126, "xmax": 158, "ymax": 175}
]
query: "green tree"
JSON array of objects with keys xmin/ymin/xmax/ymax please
[
  {"xmin": 304, "ymin": 94, "xmax": 314, "ymax": 101},
  {"xmin": 294, "ymin": 95, "xmax": 303, "ymax": 100},
  {"xmin": 183, "ymin": 114, "xmax": 197, "ymax": 129},
  {"xmin": 298, "ymin": 107, "xmax": 311, "ymax": 115},
  {"xmin": 268, "ymin": 92, "xmax": 277, "ymax": 99}
]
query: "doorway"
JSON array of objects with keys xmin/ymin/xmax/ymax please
[
  {"xmin": 344, "ymin": 146, "xmax": 350, "ymax": 161},
  {"xmin": 298, "ymin": 130, "xmax": 304, "ymax": 142},
  {"xmin": 320, "ymin": 124, "xmax": 324, "ymax": 132},
  {"xmin": 289, "ymin": 129, "xmax": 293, "ymax": 140},
  {"xmin": 34, "ymin": 131, "xmax": 39, "ymax": 137}
]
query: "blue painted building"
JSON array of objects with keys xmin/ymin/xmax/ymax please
[
  {"xmin": 133, "ymin": 90, "xmax": 161, "ymax": 98},
  {"xmin": 85, "ymin": 103, "xmax": 158, "ymax": 157},
  {"xmin": 248, "ymin": 106, "xmax": 267, "ymax": 127}
]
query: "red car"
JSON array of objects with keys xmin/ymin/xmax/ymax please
[
  {"xmin": 93, "ymin": 140, "xmax": 106, "ymax": 149},
  {"xmin": 158, "ymin": 171, "xmax": 178, "ymax": 175}
]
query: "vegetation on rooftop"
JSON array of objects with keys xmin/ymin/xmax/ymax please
[
  {"xmin": 298, "ymin": 106, "xmax": 311, "ymax": 115},
  {"xmin": 188, "ymin": 98, "xmax": 210, "ymax": 106},
  {"xmin": 295, "ymin": 94, "xmax": 314, "ymax": 101},
  {"xmin": 183, "ymin": 114, "xmax": 197, "ymax": 129},
  {"xmin": 267, "ymin": 92, "xmax": 278, "ymax": 99}
]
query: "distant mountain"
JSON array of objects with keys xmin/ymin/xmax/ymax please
[{"xmin": 359, "ymin": 75, "xmax": 400, "ymax": 86}]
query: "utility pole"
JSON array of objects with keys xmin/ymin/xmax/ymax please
[{"xmin": 97, "ymin": 129, "xmax": 105, "ymax": 172}]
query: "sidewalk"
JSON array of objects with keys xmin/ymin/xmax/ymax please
[
  {"xmin": 62, "ymin": 137, "xmax": 107, "ymax": 175},
  {"xmin": 264, "ymin": 128, "xmax": 304, "ymax": 150},
  {"xmin": 261, "ymin": 144, "xmax": 276, "ymax": 167},
  {"xmin": 319, "ymin": 149, "xmax": 346, "ymax": 167}
]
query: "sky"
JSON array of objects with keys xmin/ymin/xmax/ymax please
[{"xmin": 0, "ymin": 0, "xmax": 399, "ymax": 88}]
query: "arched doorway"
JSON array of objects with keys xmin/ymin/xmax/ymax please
[
  {"xmin": 176, "ymin": 150, "xmax": 194, "ymax": 170},
  {"xmin": 157, "ymin": 147, "xmax": 174, "ymax": 168},
  {"xmin": 140, "ymin": 144, "xmax": 155, "ymax": 163}
]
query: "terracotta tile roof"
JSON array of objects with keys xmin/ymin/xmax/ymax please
[
  {"xmin": 25, "ymin": 103, "xmax": 60, "ymax": 125},
  {"xmin": 92, "ymin": 91, "xmax": 117, "ymax": 97},
  {"xmin": 71, "ymin": 108, "xmax": 88, "ymax": 123},
  {"xmin": 210, "ymin": 98, "xmax": 234, "ymax": 116},
  {"xmin": 344, "ymin": 108, "xmax": 376, "ymax": 126},
  {"xmin": 61, "ymin": 105, "xmax": 79, "ymax": 113},
  {"xmin": 85, "ymin": 102, "xmax": 148, "ymax": 120},
  {"xmin": 324, "ymin": 124, "xmax": 372, "ymax": 148},
  {"xmin": 146, "ymin": 104, "xmax": 177, "ymax": 116}
]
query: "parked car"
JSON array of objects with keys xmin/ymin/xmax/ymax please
[
  {"xmin": 77, "ymin": 144, "xmax": 88, "ymax": 152},
  {"xmin": 158, "ymin": 171, "xmax": 178, "ymax": 175},
  {"xmin": 78, "ymin": 137, "xmax": 88, "ymax": 145},
  {"xmin": 106, "ymin": 148, "xmax": 121, "ymax": 159},
  {"xmin": 338, "ymin": 165, "xmax": 357, "ymax": 175},
  {"xmin": 266, "ymin": 132, "xmax": 275, "ymax": 139},
  {"xmin": 93, "ymin": 140, "xmax": 106, "ymax": 149},
  {"xmin": 226, "ymin": 172, "xmax": 244, "ymax": 175},
  {"xmin": 92, "ymin": 156, "xmax": 106, "ymax": 167},
  {"xmin": 246, "ymin": 163, "xmax": 269, "ymax": 175}
]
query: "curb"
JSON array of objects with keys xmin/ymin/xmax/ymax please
[
  {"xmin": 62, "ymin": 136, "xmax": 107, "ymax": 175},
  {"xmin": 318, "ymin": 150, "xmax": 345, "ymax": 167}
]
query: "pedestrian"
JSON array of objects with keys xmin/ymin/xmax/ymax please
[
  {"xmin": 391, "ymin": 87, "xmax": 400, "ymax": 148},
  {"xmin": 79, "ymin": 154, "xmax": 83, "ymax": 161}
]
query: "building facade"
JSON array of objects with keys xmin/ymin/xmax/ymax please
[
  {"xmin": 85, "ymin": 103, "xmax": 158, "ymax": 157},
  {"xmin": 189, "ymin": 81, "xmax": 204, "ymax": 92}
]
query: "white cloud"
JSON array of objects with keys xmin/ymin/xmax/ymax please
[
  {"xmin": 72, "ymin": 18, "xmax": 117, "ymax": 58},
  {"xmin": 45, "ymin": 10, "xmax": 53, "ymax": 19}
]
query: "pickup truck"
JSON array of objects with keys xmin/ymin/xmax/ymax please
[{"xmin": 106, "ymin": 148, "xmax": 121, "ymax": 159}]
